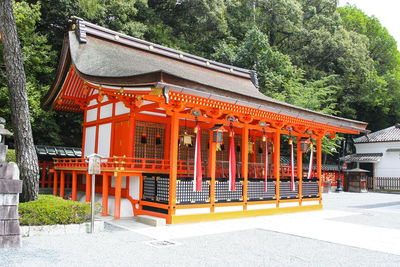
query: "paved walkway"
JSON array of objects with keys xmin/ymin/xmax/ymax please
[{"xmin": 1, "ymin": 192, "xmax": 400, "ymax": 266}]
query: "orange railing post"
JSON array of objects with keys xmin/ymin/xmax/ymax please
[
  {"xmin": 53, "ymin": 171, "xmax": 58, "ymax": 196},
  {"xmin": 72, "ymin": 171, "xmax": 77, "ymax": 201}
]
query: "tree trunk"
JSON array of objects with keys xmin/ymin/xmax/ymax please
[{"xmin": 0, "ymin": 0, "xmax": 39, "ymax": 202}]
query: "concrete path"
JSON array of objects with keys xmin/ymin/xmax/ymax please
[{"xmin": 1, "ymin": 192, "xmax": 400, "ymax": 266}]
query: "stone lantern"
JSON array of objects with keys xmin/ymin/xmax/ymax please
[{"xmin": 0, "ymin": 117, "xmax": 22, "ymax": 248}]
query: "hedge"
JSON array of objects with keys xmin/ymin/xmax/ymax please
[
  {"xmin": 6, "ymin": 149, "xmax": 16, "ymax": 162},
  {"xmin": 18, "ymin": 195, "xmax": 96, "ymax": 226}
]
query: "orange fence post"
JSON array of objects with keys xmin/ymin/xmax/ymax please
[
  {"xmin": 273, "ymin": 130, "xmax": 280, "ymax": 207},
  {"xmin": 114, "ymin": 172, "xmax": 122, "ymax": 219},
  {"xmin": 242, "ymin": 125, "xmax": 249, "ymax": 210},
  {"xmin": 53, "ymin": 171, "xmax": 58, "ymax": 196},
  {"xmin": 86, "ymin": 172, "xmax": 91, "ymax": 202},
  {"xmin": 317, "ymin": 137, "xmax": 322, "ymax": 204},
  {"xmin": 41, "ymin": 162, "xmax": 46, "ymax": 188},
  {"xmin": 102, "ymin": 173, "xmax": 108, "ymax": 216},
  {"xmin": 72, "ymin": 171, "xmax": 77, "ymax": 201},
  {"xmin": 60, "ymin": 171, "xmax": 65, "ymax": 198}
]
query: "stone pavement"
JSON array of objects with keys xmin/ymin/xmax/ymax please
[{"xmin": 1, "ymin": 192, "xmax": 400, "ymax": 266}]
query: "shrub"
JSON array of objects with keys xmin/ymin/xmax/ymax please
[
  {"xmin": 18, "ymin": 195, "xmax": 98, "ymax": 226},
  {"xmin": 6, "ymin": 149, "xmax": 16, "ymax": 162}
]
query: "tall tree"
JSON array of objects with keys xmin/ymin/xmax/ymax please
[{"xmin": 0, "ymin": 0, "xmax": 39, "ymax": 201}]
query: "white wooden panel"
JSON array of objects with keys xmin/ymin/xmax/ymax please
[
  {"xmin": 97, "ymin": 123, "xmax": 111, "ymax": 158},
  {"xmin": 301, "ymin": 201, "xmax": 320, "ymax": 206},
  {"xmin": 86, "ymin": 108, "xmax": 97, "ymax": 122},
  {"xmin": 84, "ymin": 126, "xmax": 96, "ymax": 157},
  {"xmin": 175, "ymin": 208, "xmax": 210, "ymax": 215},
  {"xmin": 115, "ymin": 101, "xmax": 130, "ymax": 115},
  {"xmin": 129, "ymin": 176, "xmax": 140, "ymax": 200},
  {"xmin": 88, "ymin": 99, "xmax": 97, "ymax": 107},
  {"xmin": 246, "ymin": 203, "xmax": 276, "ymax": 210},
  {"xmin": 100, "ymin": 103, "xmax": 113, "ymax": 119},
  {"xmin": 279, "ymin": 202, "xmax": 300, "ymax": 208},
  {"xmin": 214, "ymin": 205, "xmax": 243, "ymax": 213},
  {"xmin": 111, "ymin": 176, "xmax": 127, "ymax": 189}
]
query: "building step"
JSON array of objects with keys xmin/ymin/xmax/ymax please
[{"xmin": 136, "ymin": 215, "xmax": 166, "ymax": 227}]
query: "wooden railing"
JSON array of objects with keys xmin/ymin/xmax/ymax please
[{"xmin": 374, "ymin": 177, "xmax": 400, "ymax": 191}]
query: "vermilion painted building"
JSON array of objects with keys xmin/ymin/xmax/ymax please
[{"xmin": 43, "ymin": 18, "xmax": 367, "ymax": 224}]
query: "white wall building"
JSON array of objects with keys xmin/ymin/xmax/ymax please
[{"xmin": 343, "ymin": 124, "xmax": 400, "ymax": 178}]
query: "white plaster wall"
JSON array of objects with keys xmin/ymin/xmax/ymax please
[
  {"xmin": 77, "ymin": 192, "xmax": 134, "ymax": 217},
  {"xmin": 115, "ymin": 101, "xmax": 130, "ymax": 115},
  {"xmin": 302, "ymin": 200, "xmax": 320, "ymax": 206},
  {"xmin": 129, "ymin": 176, "xmax": 140, "ymax": 200},
  {"xmin": 86, "ymin": 108, "xmax": 97, "ymax": 122},
  {"xmin": 88, "ymin": 99, "xmax": 97, "ymax": 107},
  {"xmin": 99, "ymin": 103, "xmax": 113, "ymax": 119},
  {"xmin": 355, "ymin": 142, "xmax": 400, "ymax": 177},
  {"xmin": 84, "ymin": 126, "xmax": 96, "ymax": 157},
  {"xmin": 97, "ymin": 123, "xmax": 111, "ymax": 158},
  {"xmin": 111, "ymin": 176, "xmax": 127, "ymax": 189},
  {"xmin": 279, "ymin": 202, "xmax": 300, "ymax": 208}
]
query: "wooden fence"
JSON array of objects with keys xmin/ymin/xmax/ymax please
[{"xmin": 373, "ymin": 177, "xmax": 400, "ymax": 192}]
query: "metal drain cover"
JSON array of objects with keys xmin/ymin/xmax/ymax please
[{"xmin": 146, "ymin": 240, "xmax": 179, "ymax": 248}]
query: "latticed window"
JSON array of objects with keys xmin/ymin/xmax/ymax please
[{"xmin": 134, "ymin": 121, "xmax": 166, "ymax": 159}]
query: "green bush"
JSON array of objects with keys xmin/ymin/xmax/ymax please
[
  {"xmin": 6, "ymin": 149, "xmax": 16, "ymax": 162},
  {"xmin": 18, "ymin": 195, "xmax": 97, "ymax": 226}
]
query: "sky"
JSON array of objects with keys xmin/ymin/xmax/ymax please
[{"xmin": 338, "ymin": 0, "xmax": 400, "ymax": 50}]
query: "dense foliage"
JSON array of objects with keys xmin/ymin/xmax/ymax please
[
  {"xmin": 1, "ymin": 0, "xmax": 399, "ymax": 159},
  {"xmin": 18, "ymin": 194, "xmax": 93, "ymax": 225}
]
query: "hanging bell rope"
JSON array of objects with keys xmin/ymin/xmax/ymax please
[
  {"xmin": 263, "ymin": 130, "xmax": 268, "ymax": 192},
  {"xmin": 228, "ymin": 123, "xmax": 236, "ymax": 191},
  {"xmin": 193, "ymin": 118, "xmax": 202, "ymax": 192},
  {"xmin": 289, "ymin": 137, "xmax": 295, "ymax": 192},
  {"xmin": 307, "ymin": 142, "xmax": 314, "ymax": 179}
]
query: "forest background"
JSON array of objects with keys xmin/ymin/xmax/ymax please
[{"xmin": 1, "ymin": 0, "xmax": 399, "ymax": 161}]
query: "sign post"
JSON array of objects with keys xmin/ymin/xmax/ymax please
[{"xmin": 87, "ymin": 154, "xmax": 102, "ymax": 233}]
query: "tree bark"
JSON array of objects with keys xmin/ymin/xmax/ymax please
[{"xmin": 0, "ymin": 0, "xmax": 39, "ymax": 202}]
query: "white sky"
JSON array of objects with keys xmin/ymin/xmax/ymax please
[{"xmin": 338, "ymin": 0, "xmax": 400, "ymax": 50}]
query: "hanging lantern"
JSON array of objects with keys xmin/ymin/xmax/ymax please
[
  {"xmin": 182, "ymin": 131, "xmax": 193, "ymax": 146},
  {"xmin": 216, "ymin": 143, "xmax": 222, "ymax": 151},
  {"xmin": 141, "ymin": 132, "xmax": 147, "ymax": 144},
  {"xmin": 236, "ymin": 143, "xmax": 241, "ymax": 152},
  {"xmin": 262, "ymin": 135, "xmax": 266, "ymax": 142},
  {"xmin": 156, "ymin": 134, "xmax": 161, "ymax": 145},
  {"xmin": 300, "ymin": 137, "xmax": 311, "ymax": 152},
  {"xmin": 288, "ymin": 138, "xmax": 293, "ymax": 145},
  {"xmin": 248, "ymin": 141, "xmax": 254, "ymax": 154}
]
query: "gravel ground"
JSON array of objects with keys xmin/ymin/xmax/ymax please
[{"xmin": 1, "ymin": 192, "xmax": 399, "ymax": 267}]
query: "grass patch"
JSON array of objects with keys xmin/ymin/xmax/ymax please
[{"xmin": 18, "ymin": 195, "xmax": 97, "ymax": 226}]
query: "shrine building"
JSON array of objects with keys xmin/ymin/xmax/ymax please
[{"xmin": 42, "ymin": 18, "xmax": 368, "ymax": 224}]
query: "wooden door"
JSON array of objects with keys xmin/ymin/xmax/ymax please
[{"xmin": 113, "ymin": 120, "xmax": 130, "ymax": 156}]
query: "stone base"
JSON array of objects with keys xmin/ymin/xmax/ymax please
[
  {"xmin": 137, "ymin": 215, "xmax": 166, "ymax": 227},
  {"xmin": 21, "ymin": 221, "xmax": 105, "ymax": 237},
  {"xmin": 0, "ymin": 235, "xmax": 21, "ymax": 248}
]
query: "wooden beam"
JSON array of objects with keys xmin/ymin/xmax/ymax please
[
  {"xmin": 86, "ymin": 172, "xmax": 91, "ymax": 202},
  {"xmin": 72, "ymin": 171, "xmax": 77, "ymax": 201},
  {"xmin": 102, "ymin": 173, "xmax": 108, "ymax": 216},
  {"xmin": 114, "ymin": 172, "xmax": 122, "ymax": 219}
]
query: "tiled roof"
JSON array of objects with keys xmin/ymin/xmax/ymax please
[
  {"xmin": 341, "ymin": 153, "xmax": 383, "ymax": 163},
  {"xmin": 35, "ymin": 145, "xmax": 82, "ymax": 159},
  {"xmin": 354, "ymin": 124, "xmax": 400, "ymax": 143}
]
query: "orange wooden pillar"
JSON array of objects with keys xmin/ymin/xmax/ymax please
[
  {"xmin": 209, "ymin": 131, "xmax": 217, "ymax": 213},
  {"xmin": 128, "ymin": 108, "xmax": 135, "ymax": 157},
  {"xmin": 102, "ymin": 173, "xmax": 109, "ymax": 216},
  {"xmin": 114, "ymin": 172, "xmax": 122, "ymax": 219},
  {"xmin": 273, "ymin": 130, "xmax": 280, "ymax": 207},
  {"xmin": 297, "ymin": 136, "xmax": 303, "ymax": 205},
  {"xmin": 72, "ymin": 171, "xmax": 77, "ymax": 201},
  {"xmin": 317, "ymin": 137, "xmax": 322, "ymax": 204},
  {"xmin": 85, "ymin": 172, "xmax": 91, "ymax": 202},
  {"xmin": 242, "ymin": 125, "xmax": 249, "ymax": 210},
  {"xmin": 60, "ymin": 171, "xmax": 65, "ymax": 198},
  {"xmin": 53, "ymin": 171, "xmax": 58, "ymax": 196},
  {"xmin": 168, "ymin": 112, "xmax": 179, "ymax": 220}
]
